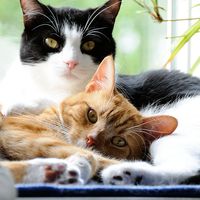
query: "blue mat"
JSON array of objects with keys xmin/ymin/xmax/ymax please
[{"xmin": 16, "ymin": 184, "xmax": 200, "ymax": 198}]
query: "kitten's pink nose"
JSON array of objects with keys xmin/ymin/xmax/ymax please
[
  {"xmin": 86, "ymin": 136, "xmax": 95, "ymax": 147},
  {"xmin": 65, "ymin": 60, "xmax": 78, "ymax": 70}
]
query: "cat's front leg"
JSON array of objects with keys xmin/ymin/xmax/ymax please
[
  {"xmin": 24, "ymin": 156, "xmax": 93, "ymax": 184},
  {"xmin": 63, "ymin": 154, "xmax": 94, "ymax": 184},
  {"xmin": 102, "ymin": 161, "xmax": 191, "ymax": 185},
  {"xmin": 1, "ymin": 156, "xmax": 94, "ymax": 185}
]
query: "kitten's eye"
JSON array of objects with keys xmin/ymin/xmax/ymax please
[
  {"xmin": 45, "ymin": 38, "xmax": 59, "ymax": 49},
  {"xmin": 111, "ymin": 136, "xmax": 127, "ymax": 147},
  {"xmin": 87, "ymin": 108, "xmax": 98, "ymax": 124},
  {"xmin": 82, "ymin": 41, "xmax": 95, "ymax": 51}
]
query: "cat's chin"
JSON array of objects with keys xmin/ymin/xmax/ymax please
[{"xmin": 64, "ymin": 73, "xmax": 79, "ymax": 80}]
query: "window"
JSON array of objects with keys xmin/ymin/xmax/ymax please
[
  {"xmin": 0, "ymin": 0, "xmax": 199, "ymax": 77},
  {"xmin": 167, "ymin": 0, "xmax": 200, "ymax": 76}
]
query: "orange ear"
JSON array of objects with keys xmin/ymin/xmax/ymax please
[
  {"xmin": 142, "ymin": 115, "xmax": 178, "ymax": 142},
  {"xmin": 85, "ymin": 55, "xmax": 115, "ymax": 93}
]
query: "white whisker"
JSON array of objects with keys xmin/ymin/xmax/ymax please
[
  {"xmin": 83, "ymin": 5, "xmax": 104, "ymax": 33},
  {"xmin": 9, "ymin": 110, "xmax": 70, "ymax": 138},
  {"xmin": 32, "ymin": 23, "xmax": 57, "ymax": 32},
  {"xmin": 85, "ymin": 30, "xmax": 111, "ymax": 42},
  {"xmin": 84, "ymin": 1, "xmax": 120, "ymax": 33},
  {"xmin": 25, "ymin": 11, "xmax": 58, "ymax": 33},
  {"xmin": 46, "ymin": 6, "xmax": 60, "ymax": 32},
  {"xmin": 83, "ymin": 33, "xmax": 102, "ymax": 40}
]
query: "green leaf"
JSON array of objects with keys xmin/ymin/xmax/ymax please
[
  {"xmin": 189, "ymin": 56, "xmax": 200, "ymax": 75},
  {"xmin": 151, "ymin": 0, "xmax": 158, "ymax": 7},
  {"xmin": 164, "ymin": 19, "xmax": 200, "ymax": 67},
  {"xmin": 193, "ymin": 4, "xmax": 200, "ymax": 8}
]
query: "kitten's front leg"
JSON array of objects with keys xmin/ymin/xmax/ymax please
[
  {"xmin": 102, "ymin": 161, "xmax": 162, "ymax": 185},
  {"xmin": 102, "ymin": 161, "xmax": 194, "ymax": 185},
  {"xmin": 1, "ymin": 156, "xmax": 94, "ymax": 185},
  {"xmin": 24, "ymin": 156, "xmax": 93, "ymax": 185}
]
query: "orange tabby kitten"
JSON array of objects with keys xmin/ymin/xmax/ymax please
[{"xmin": 0, "ymin": 56, "xmax": 177, "ymax": 184}]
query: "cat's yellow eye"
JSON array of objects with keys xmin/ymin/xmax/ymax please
[
  {"xmin": 87, "ymin": 108, "xmax": 98, "ymax": 124},
  {"xmin": 45, "ymin": 37, "xmax": 59, "ymax": 49},
  {"xmin": 111, "ymin": 136, "xmax": 127, "ymax": 147},
  {"xmin": 82, "ymin": 41, "xmax": 95, "ymax": 51}
]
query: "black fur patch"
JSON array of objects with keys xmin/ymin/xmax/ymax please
[
  {"xmin": 117, "ymin": 70, "xmax": 200, "ymax": 109},
  {"xmin": 181, "ymin": 171, "xmax": 200, "ymax": 184}
]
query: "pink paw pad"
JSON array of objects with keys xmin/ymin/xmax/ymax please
[{"xmin": 44, "ymin": 164, "xmax": 66, "ymax": 183}]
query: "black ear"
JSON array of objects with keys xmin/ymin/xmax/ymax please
[
  {"xmin": 101, "ymin": 0, "xmax": 122, "ymax": 24},
  {"xmin": 20, "ymin": 0, "xmax": 44, "ymax": 23}
]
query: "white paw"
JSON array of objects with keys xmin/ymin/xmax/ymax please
[
  {"xmin": 65, "ymin": 154, "xmax": 92, "ymax": 184},
  {"xmin": 102, "ymin": 161, "xmax": 165, "ymax": 185},
  {"xmin": 24, "ymin": 156, "xmax": 92, "ymax": 185}
]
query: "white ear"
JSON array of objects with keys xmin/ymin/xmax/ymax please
[{"xmin": 85, "ymin": 55, "xmax": 115, "ymax": 94}]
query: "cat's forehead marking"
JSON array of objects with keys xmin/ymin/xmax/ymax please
[
  {"xmin": 63, "ymin": 24, "xmax": 83, "ymax": 43},
  {"xmin": 59, "ymin": 23, "xmax": 83, "ymax": 60}
]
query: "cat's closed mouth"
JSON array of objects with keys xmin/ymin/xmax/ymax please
[{"xmin": 64, "ymin": 72, "xmax": 79, "ymax": 80}]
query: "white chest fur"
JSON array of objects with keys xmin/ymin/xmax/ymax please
[{"xmin": 0, "ymin": 24, "xmax": 97, "ymax": 115}]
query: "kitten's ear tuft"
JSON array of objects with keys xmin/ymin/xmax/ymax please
[
  {"xmin": 101, "ymin": 0, "xmax": 122, "ymax": 24},
  {"xmin": 142, "ymin": 115, "xmax": 178, "ymax": 142},
  {"xmin": 85, "ymin": 55, "xmax": 115, "ymax": 94},
  {"xmin": 20, "ymin": 0, "xmax": 43, "ymax": 23}
]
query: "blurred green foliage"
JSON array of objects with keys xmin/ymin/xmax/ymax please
[
  {"xmin": 0, "ymin": 0, "xmax": 106, "ymax": 36},
  {"xmin": 0, "ymin": 0, "xmax": 164, "ymax": 74}
]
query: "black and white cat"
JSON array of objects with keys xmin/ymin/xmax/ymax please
[{"xmin": 0, "ymin": 0, "xmax": 121, "ymax": 115}]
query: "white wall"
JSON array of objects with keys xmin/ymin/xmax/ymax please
[
  {"xmin": 0, "ymin": 37, "xmax": 19, "ymax": 79},
  {"xmin": 167, "ymin": 0, "xmax": 200, "ymax": 76}
]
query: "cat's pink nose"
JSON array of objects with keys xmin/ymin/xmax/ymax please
[
  {"xmin": 65, "ymin": 60, "xmax": 78, "ymax": 70},
  {"xmin": 86, "ymin": 136, "xmax": 95, "ymax": 147}
]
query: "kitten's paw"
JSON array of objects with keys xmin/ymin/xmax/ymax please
[
  {"xmin": 43, "ymin": 163, "xmax": 67, "ymax": 183},
  {"xmin": 24, "ymin": 157, "xmax": 92, "ymax": 185},
  {"xmin": 65, "ymin": 154, "xmax": 93, "ymax": 185},
  {"xmin": 102, "ymin": 161, "xmax": 164, "ymax": 185},
  {"xmin": 24, "ymin": 158, "xmax": 67, "ymax": 184}
]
